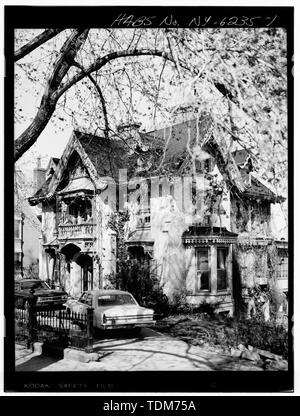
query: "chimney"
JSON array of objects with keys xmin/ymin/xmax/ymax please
[
  {"xmin": 33, "ymin": 156, "xmax": 46, "ymax": 191},
  {"xmin": 117, "ymin": 122, "xmax": 142, "ymax": 152}
]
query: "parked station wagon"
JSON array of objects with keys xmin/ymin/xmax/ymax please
[{"xmin": 64, "ymin": 289, "xmax": 155, "ymax": 330}]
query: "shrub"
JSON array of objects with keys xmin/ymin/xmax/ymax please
[
  {"xmin": 106, "ymin": 261, "xmax": 170, "ymax": 315},
  {"xmin": 207, "ymin": 315, "xmax": 288, "ymax": 358},
  {"xmin": 166, "ymin": 288, "xmax": 223, "ymax": 317},
  {"xmin": 23, "ymin": 261, "xmax": 39, "ymax": 279},
  {"xmin": 106, "ymin": 210, "xmax": 170, "ymax": 315},
  {"xmin": 233, "ymin": 318, "xmax": 288, "ymax": 358},
  {"xmin": 159, "ymin": 307, "xmax": 288, "ymax": 359}
]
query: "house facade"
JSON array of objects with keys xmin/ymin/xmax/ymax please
[
  {"xmin": 29, "ymin": 120, "xmax": 288, "ymax": 315},
  {"xmin": 15, "ymin": 169, "xmax": 42, "ymax": 279}
]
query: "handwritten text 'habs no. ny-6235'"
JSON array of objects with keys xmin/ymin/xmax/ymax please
[{"xmin": 110, "ymin": 13, "xmax": 278, "ymax": 28}]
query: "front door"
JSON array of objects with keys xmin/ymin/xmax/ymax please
[
  {"xmin": 82, "ymin": 263, "xmax": 93, "ymax": 292},
  {"xmin": 77, "ymin": 254, "xmax": 93, "ymax": 292}
]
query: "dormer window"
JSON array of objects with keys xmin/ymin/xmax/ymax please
[{"xmin": 195, "ymin": 158, "xmax": 213, "ymax": 173}]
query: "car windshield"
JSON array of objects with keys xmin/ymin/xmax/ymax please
[
  {"xmin": 20, "ymin": 281, "xmax": 50, "ymax": 291},
  {"xmin": 78, "ymin": 293, "xmax": 93, "ymax": 306},
  {"xmin": 98, "ymin": 294, "xmax": 137, "ymax": 307}
]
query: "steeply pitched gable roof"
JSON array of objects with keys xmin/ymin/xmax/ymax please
[
  {"xmin": 29, "ymin": 130, "xmax": 141, "ymax": 203},
  {"xmin": 29, "ymin": 119, "xmax": 280, "ymax": 204},
  {"xmin": 73, "ymin": 131, "xmax": 138, "ymax": 179},
  {"xmin": 146, "ymin": 114, "xmax": 213, "ymax": 163}
]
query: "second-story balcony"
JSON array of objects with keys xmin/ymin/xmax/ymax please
[
  {"xmin": 136, "ymin": 208, "xmax": 151, "ymax": 229},
  {"xmin": 58, "ymin": 222, "xmax": 96, "ymax": 240}
]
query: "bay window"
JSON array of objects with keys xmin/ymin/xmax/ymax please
[{"xmin": 195, "ymin": 246, "xmax": 229, "ymax": 293}]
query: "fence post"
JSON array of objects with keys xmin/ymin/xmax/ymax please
[
  {"xmin": 85, "ymin": 307, "xmax": 94, "ymax": 353},
  {"xmin": 58, "ymin": 309, "xmax": 62, "ymax": 332},
  {"xmin": 26, "ymin": 289, "xmax": 37, "ymax": 350}
]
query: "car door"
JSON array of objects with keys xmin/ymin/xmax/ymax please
[{"xmin": 93, "ymin": 295, "xmax": 103, "ymax": 328}]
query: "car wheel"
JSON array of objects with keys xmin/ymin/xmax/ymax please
[
  {"xmin": 94, "ymin": 328, "xmax": 104, "ymax": 340},
  {"xmin": 132, "ymin": 327, "xmax": 142, "ymax": 336}
]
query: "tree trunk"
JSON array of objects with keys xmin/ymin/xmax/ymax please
[
  {"xmin": 14, "ymin": 101, "xmax": 56, "ymax": 161},
  {"xmin": 14, "ymin": 29, "xmax": 89, "ymax": 162}
]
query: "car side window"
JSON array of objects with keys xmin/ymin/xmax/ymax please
[
  {"xmin": 79, "ymin": 293, "xmax": 87, "ymax": 304},
  {"xmin": 85, "ymin": 294, "xmax": 93, "ymax": 307}
]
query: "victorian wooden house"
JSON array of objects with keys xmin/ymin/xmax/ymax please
[{"xmin": 29, "ymin": 118, "xmax": 288, "ymax": 315}]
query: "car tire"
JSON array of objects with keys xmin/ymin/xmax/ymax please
[
  {"xmin": 94, "ymin": 328, "xmax": 104, "ymax": 340},
  {"xmin": 132, "ymin": 327, "xmax": 142, "ymax": 336}
]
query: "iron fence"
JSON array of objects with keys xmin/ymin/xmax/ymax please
[
  {"xmin": 15, "ymin": 306, "xmax": 29, "ymax": 346},
  {"xmin": 15, "ymin": 298, "xmax": 94, "ymax": 352}
]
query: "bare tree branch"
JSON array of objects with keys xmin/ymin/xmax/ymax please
[
  {"xmin": 54, "ymin": 49, "xmax": 175, "ymax": 101},
  {"xmin": 15, "ymin": 31, "xmax": 256, "ymax": 162},
  {"xmin": 153, "ymin": 59, "xmax": 166, "ymax": 121},
  {"xmin": 88, "ymin": 75, "xmax": 110, "ymax": 140},
  {"xmin": 14, "ymin": 29, "xmax": 89, "ymax": 161},
  {"xmin": 14, "ymin": 29, "xmax": 65, "ymax": 62},
  {"xmin": 15, "ymin": 39, "xmax": 178, "ymax": 161}
]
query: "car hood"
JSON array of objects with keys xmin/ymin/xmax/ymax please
[
  {"xmin": 100, "ymin": 304, "xmax": 154, "ymax": 317},
  {"xmin": 34, "ymin": 289, "xmax": 67, "ymax": 297}
]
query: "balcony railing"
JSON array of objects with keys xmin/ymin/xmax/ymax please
[{"xmin": 58, "ymin": 223, "xmax": 96, "ymax": 239}]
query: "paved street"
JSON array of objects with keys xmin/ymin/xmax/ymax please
[{"xmin": 15, "ymin": 327, "xmax": 264, "ymax": 372}]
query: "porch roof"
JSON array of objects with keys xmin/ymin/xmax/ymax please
[
  {"xmin": 182, "ymin": 226, "xmax": 238, "ymax": 245},
  {"xmin": 57, "ymin": 176, "xmax": 94, "ymax": 196},
  {"xmin": 241, "ymin": 172, "xmax": 284, "ymax": 203},
  {"xmin": 126, "ymin": 229, "xmax": 154, "ymax": 247},
  {"xmin": 28, "ymin": 176, "xmax": 52, "ymax": 204}
]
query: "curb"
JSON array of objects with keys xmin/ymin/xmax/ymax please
[
  {"xmin": 64, "ymin": 348, "xmax": 99, "ymax": 363},
  {"xmin": 33, "ymin": 341, "xmax": 100, "ymax": 362},
  {"xmin": 32, "ymin": 342, "xmax": 44, "ymax": 355}
]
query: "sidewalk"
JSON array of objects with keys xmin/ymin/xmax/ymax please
[
  {"xmin": 15, "ymin": 343, "xmax": 105, "ymax": 371},
  {"xmin": 15, "ymin": 330, "xmax": 267, "ymax": 372}
]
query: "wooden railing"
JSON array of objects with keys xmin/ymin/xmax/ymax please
[{"xmin": 58, "ymin": 223, "xmax": 96, "ymax": 239}]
